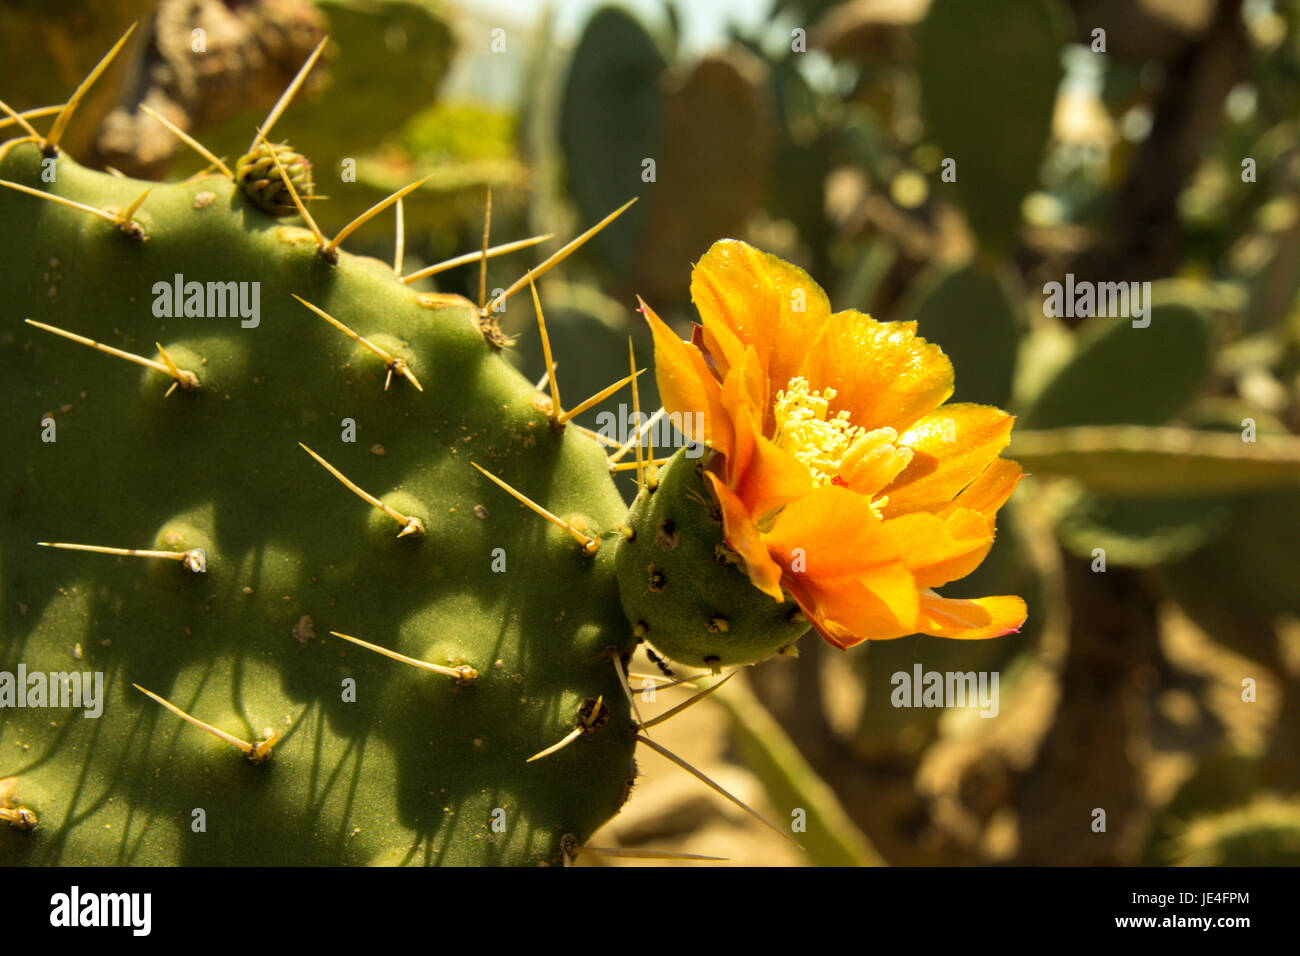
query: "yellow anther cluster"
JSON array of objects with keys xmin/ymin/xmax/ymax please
[{"xmin": 772, "ymin": 376, "xmax": 865, "ymax": 485}]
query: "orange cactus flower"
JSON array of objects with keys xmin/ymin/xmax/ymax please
[{"xmin": 640, "ymin": 239, "xmax": 1027, "ymax": 650}]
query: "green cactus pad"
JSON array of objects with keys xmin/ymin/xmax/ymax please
[
  {"xmin": 614, "ymin": 449, "xmax": 806, "ymax": 670},
  {"xmin": 1020, "ymin": 303, "xmax": 1212, "ymax": 430},
  {"xmin": 0, "ymin": 141, "xmax": 637, "ymax": 865},
  {"xmin": 559, "ymin": 6, "xmax": 663, "ymax": 274},
  {"xmin": 914, "ymin": 0, "xmax": 1066, "ymax": 252}
]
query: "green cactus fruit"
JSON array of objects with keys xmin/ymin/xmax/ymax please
[
  {"xmin": 0, "ymin": 137, "xmax": 638, "ymax": 866},
  {"xmin": 234, "ymin": 139, "xmax": 315, "ymax": 216},
  {"xmin": 614, "ymin": 448, "xmax": 806, "ymax": 671}
]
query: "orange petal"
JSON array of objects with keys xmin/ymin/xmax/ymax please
[
  {"xmin": 700, "ymin": 311, "xmax": 748, "ymax": 385},
  {"xmin": 785, "ymin": 562, "xmax": 920, "ymax": 649},
  {"xmin": 762, "ymin": 486, "xmax": 920, "ymax": 633},
  {"xmin": 724, "ymin": 343, "xmax": 767, "ymax": 413},
  {"xmin": 720, "ymin": 372, "xmax": 754, "ymax": 484},
  {"xmin": 939, "ymin": 458, "xmax": 1023, "ymax": 522},
  {"xmin": 889, "ymin": 507, "xmax": 994, "ymax": 590},
  {"xmin": 880, "ymin": 405, "xmax": 1014, "ymax": 516},
  {"xmin": 691, "ymin": 239, "xmax": 831, "ymax": 414},
  {"xmin": 916, "ymin": 592, "xmax": 1026, "ymax": 640},
  {"xmin": 640, "ymin": 296, "xmax": 733, "ymax": 461},
  {"xmin": 800, "ymin": 312, "xmax": 954, "ymax": 435},
  {"xmin": 735, "ymin": 434, "xmax": 814, "ymax": 523},
  {"xmin": 717, "ymin": 347, "xmax": 766, "ymax": 483},
  {"xmin": 763, "ymin": 484, "xmax": 900, "ymax": 577},
  {"xmin": 705, "ymin": 472, "xmax": 784, "ymax": 601},
  {"xmin": 897, "ymin": 459, "xmax": 1022, "ymax": 590},
  {"xmin": 721, "ymin": 376, "xmax": 813, "ymax": 519}
]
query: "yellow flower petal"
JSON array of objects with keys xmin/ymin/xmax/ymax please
[
  {"xmin": 800, "ymin": 312, "xmax": 954, "ymax": 435},
  {"xmin": 760, "ymin": 486, "xmax": 921, "ymax": 640},
  {"xmin": 691, "ymin": 239, "xmax": 830, "ymax": 423},
  {"xmin": 722, "ymin": 374, "xmax": 813, "ymax": 520},
  {"xmin": 916, "ymin": 592, "xmax": 1027, "ymax": 640},
  {"xmin": 705, "ymin": 472, "xmax": 785, "ymax": 601},
  {"xmin": 890, "ymin": 507, "xmax": 994, "ymax": 590},
  {"xmin": 738, "ymin": 435, "xmax": 815, "ymax": 524},
  {"xmin": 763, "ymin": 484, "xmax": 899, "ymax": 576},
  {"xmin": 785, "ymin": 562, "xmax": 920, "ymax": 649},
  {"xmin": 640, "ymin": 296, "xmax": 733, "ymax": 460},
  {"xmin": 699, "ymin": 311, "xmax": 748, "ymax": 384},
  {"xmin": 891, "ymin": 459, "xmax": 1023, "ymax": 590},
  {"xmin": 880, "ymin": 404, "xmax": 1014, "ymax": 516},
  {"xmin": 716, "ymin": 347, "xmax": 766, "ymax": 479},
  {"xmin": 938, "ymin": 458, "xmax": 1023, "ymax": 522}
]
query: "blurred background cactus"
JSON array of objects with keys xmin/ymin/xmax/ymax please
[{"xmin": 4, "ymin": 0, "xmax": 1300, "ymax": 866}]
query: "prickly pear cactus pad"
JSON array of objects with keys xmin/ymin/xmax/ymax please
[{"xmin": 0, "ymin": 97, "xmax": 640, "ymax": 862}]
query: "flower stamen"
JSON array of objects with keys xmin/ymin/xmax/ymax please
[{"xmin": 772, "ymin": 377, "xmax": 865, "ymax": 485}]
